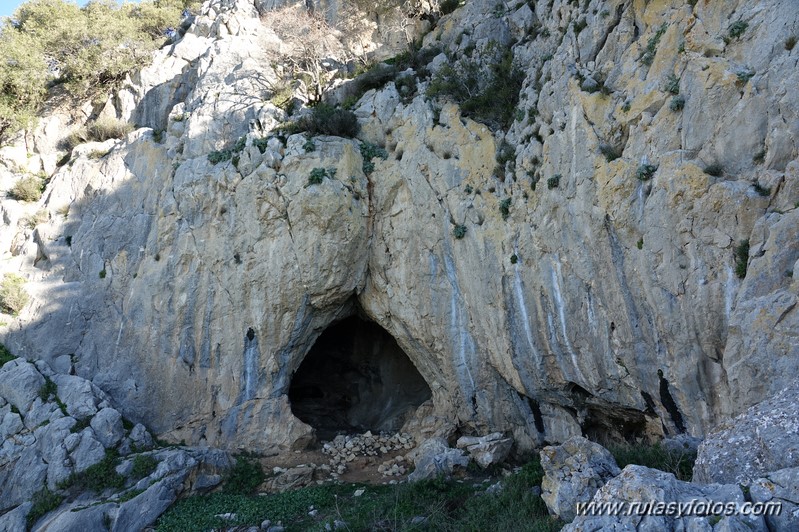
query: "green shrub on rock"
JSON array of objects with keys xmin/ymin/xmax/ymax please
[
  {"xmin": 0, "ymin": 274, "xmax": 30, "ymax": 315},
  {"xmin": 10, "ymin": 175, "xmax": 44, "ymax": 202}
]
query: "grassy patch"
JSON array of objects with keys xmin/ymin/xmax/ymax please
[
  {"xmin": 157, "ymin": 456, "xmax": 561, "ymax": 532},
  {"xmin": 0, "ymin": 343, "xmax": 14, "ymax": 366},
  {"xmin": 131, "ymin": 454, "xmax": 158, "ymax": 480},
  {"xmin": 58, "ymin": 449, "xmax": 125, "ymax": 494},
  {"xmin": 27, "ymin": 488, "xmax": 63, "ymax": 528},
  {"xmin": 609, "ymin": 443, "xmax": 696, "ymax": 481},
  {"xmin": 0, "ymin": 274, "xmax": 30, "ymax": 315},
  {"xmin": 734, "ymin": 239, "xmax": 750, "ymax": 279},
  {"xmin": 640, "ymin": 24, "xmax": 668, "ymax": 66}
]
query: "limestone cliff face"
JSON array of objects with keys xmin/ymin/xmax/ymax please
[{"xmin": 0, "ymin": 0, "xmax": 797, "ymax": 453}]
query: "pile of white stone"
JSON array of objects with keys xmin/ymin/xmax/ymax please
[{"xmin": 321, "ymin": 431, "xmax": 415, "ymax": 476}]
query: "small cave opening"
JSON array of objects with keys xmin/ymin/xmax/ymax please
[{"xmin": 288, "ymin": 316, "xmax": 432, "ymax": 440}]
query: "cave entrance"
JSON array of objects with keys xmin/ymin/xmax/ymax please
[{"xmin": 288, "ymin": 316, "xmax": 432, "ymax": 440}]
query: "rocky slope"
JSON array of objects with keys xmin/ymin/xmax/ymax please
[{"xmin": 0, "ymin": 0, "xmax": 797, "ymax": 460}]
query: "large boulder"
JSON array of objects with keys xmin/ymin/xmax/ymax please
[
  {"xmin": 564, "ymin": 465, "xmax": 766, "ymax": 532},
  {"xmin": 694, "ymin": 381, "xmax": 799, "ymax": 484},
  {"xmin": 0, "ymin": 360, "xmax": 45, "ymax": 413},
  {"xmin": 540, "ymin": 436, "xmax": 621, "ymax": 522},
  {"xmin": 407, "ymin": 437, "xmax": 469, "ymax": 482},
  {"xmin": 749, "ymin": 467, "xmax": 799, "ymax": 532},
  {"xmin": 455, "ymin": 432, "xmax": 513, "ymax": 468}
]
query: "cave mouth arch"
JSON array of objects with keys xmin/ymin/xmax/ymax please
[{"xmin": 288, "ymin": 316, "xmax": 432, "ymax": 440}]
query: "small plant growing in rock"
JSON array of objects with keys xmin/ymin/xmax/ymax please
[
  {"xmin": 360, "ymin": 142, "xmax": 388, "ymax": 175},
  {"xmin": 510, "ymin": 254, "xmax": 518, "ymax": 264},
  {"xmin": 547, "ymin": 174, "xmax": 561, "ymax": 189},
  {"xmin": 636, "ymin": 164, "xmax": 658, "ymax": 181},
  {"xmin": 599, "ymin": 143, "xmax": 621, "ymax": 162},
  {"xmin": 703, "ymin": 163, "xmax": 723, "ymax": 177},
  {"xmin": 303, "ymin": 136, "xmax": 316, "ymax": 153},
  {"xmin": 58, "ymin": 449, "xmax": 125, "ymax": 493},
  {"xmin": 0, "ymin": 274, "xmax": 30, "ymax": 316},
  {"xmin": 637, "ymin": 238, "xmax": 644, "ymax": 249},
  {"xmin": 499, "ymin": 198, "xmax": 512, "ymax": 220},
  {"xmin": 308, "ymin": 167, "xmax": 336, "ymax": 185},
  {"xmin": 669, "ymin": 95, "xmax": 685, "ymax": 112},
  {"xmin": 664, "ymin": 74, "xmax": 680, "ymax": 95},
  {"xmin": 753, "ymin": 183, "xmax": 771, "ymax": 197},
  {"xmin": 728, "ymin": 20, "xmax": 749, "ymax": 40},
  {"xmin": 464, "ymin": 184, "xmax": 473, "ymax": 194},
  {"xmin": 736, "ymin": 68, "xmax": 755, "ymax": 84},
  {"xmin": 785, "ymin": 36, "xmax": 797, "ymax": 51},
  {"xmin": 640, "ymin": 24, "xmax": 668, "ymax": 66},
  {"xmin": 223, "ymin": 456, "xmax": 265, "ymax": 495},
  {"xmin": 39, "ymin": 376, "xmax": 58, "ymax": 402},
  {"xmin": 753, "ymin": 150, "xmax": 766, "ymax": 164},
  {"xmin": 27, "ymin": 488, "xmax": 63, "ymax": 529},
  {"xmin": 131, "ymin": 454, "xmax": 158, "ymax": 479},
  {"xmin": 253, "ymin": 137, "xmax": 270, "ymax": 154},
  {"xmin": 734, "ymin": 239, "xmax": 750, "ymax": 278},
  {"xmin": 0, "ymin": 343, "xmax": 15, "ymax": 366},
  {"xmin": 207, "ymin": 149, "xmax": 233, "ymax": 164},
  {"xmin": 453, "ymin": 224, "xmax": 467, "ymax": 239},
  {"xmin": 621, "ymin": 101, "xmax": 631, "ymax": 113},
  {"xmin": 99, "ymin": 268, "xmax": 107, "ymax": 279},
  {"xmin": 10, "ymin": 176, "xmax": 44, "ymax": 202}
]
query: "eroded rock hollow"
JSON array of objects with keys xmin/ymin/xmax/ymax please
[{"xmin": 288, "ymin": 316, "xmax": 432, "ymax": 440}]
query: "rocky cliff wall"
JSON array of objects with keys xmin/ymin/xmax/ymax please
[{"xmin": 0, "ymin": 0, "xmax": 797, "ymax": 453}]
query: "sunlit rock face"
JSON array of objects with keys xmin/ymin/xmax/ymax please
[{"xmin": 1, "ymin": 0, "xmax": 798, "ymax": 453}]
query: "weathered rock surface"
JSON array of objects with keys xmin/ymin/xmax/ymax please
[
  {"xmin": 407, "ymin": 437, "xmax": 469, "ymax": 482},
  {"xmin": 0, "ymin": 356, "xmax": 231, "ymax": 530},
  {"xmin": 540, "ymin": 436, "xmax": 621, "ymax": 522},
  {"xmin": 694, "ymin": 381, "xmax": 799, "ymax": 484},
  {"xmin": 0, "ymin": 0, "xmax": 797, "ymax": 462},
  {"xmin": 456, "ymin": 432, "xmax": 513, "ymax": 468},
  {"xmin": 564, "ymin": 465, "xmax": 766, "ymax": 531}
]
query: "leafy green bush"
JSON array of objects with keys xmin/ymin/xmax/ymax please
[
  {"xmin": 453, "ymin": 224, "xmax": 467, "ymax": 239},
  {"xmin": 0, "ymin": 274, "xmax": 30, "ymax": 315},
  {"xmin": 499, "ymin": 197, "xmax": 512, "ymax": 220},
  {"xmin": 308, "ymin": 167, "xmax": 336, "ymax": 185},
  {"xmin": 734, "ymin": 239, "xmax": 750, "ymax": 278},
  {"xmin": 223, "ymin": 456, "xmax": 265, "ymax": 495},
  {"xmin": 427, "ymin": 44, "xmax": 524, "ymax": 130},
  {"xmin": 10, "ymin": 175, "xmax": 44, "ymax": 202},
  {"xmin": 728, "ymin": 20, "xmax": 748, "ymax": 40},
  {"xmin": 669, "ymin": 95, "xmax": 685, "ymax": 112},
  {"xmin": 131, "ymin": 454, "xmax": 158, "ymax": 479},
  {"xmin": 0, "ymin": 0, "xmax": 198, "ymax": 143},
  {"xmin": 293, "ymin": 104, "xmax": 359, "ymax": 138},
  {"xmin": 0, "ymin": 343, "xmax": 15, "ymax": 366},
  {"xmin": 27, "ymin": 488, "xmax": 63, "ymax": 528},
  {"xmin": 547, "ymin": 174, "xmax": 561, "ymax": 189},
  {"xmin": 664, "ymin": 74, "xmax": 680, "ymax": 95},
  {"xmin": 636, "ymin": 164, "xmax": 658, "ymax": 181},
  {"xmin": 360, "ymin": 142, "xmax": 388, "ymax": 175},
  {"xmin": 785, "ymin": 36, "xmax": 797, "ymax": 51}
]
